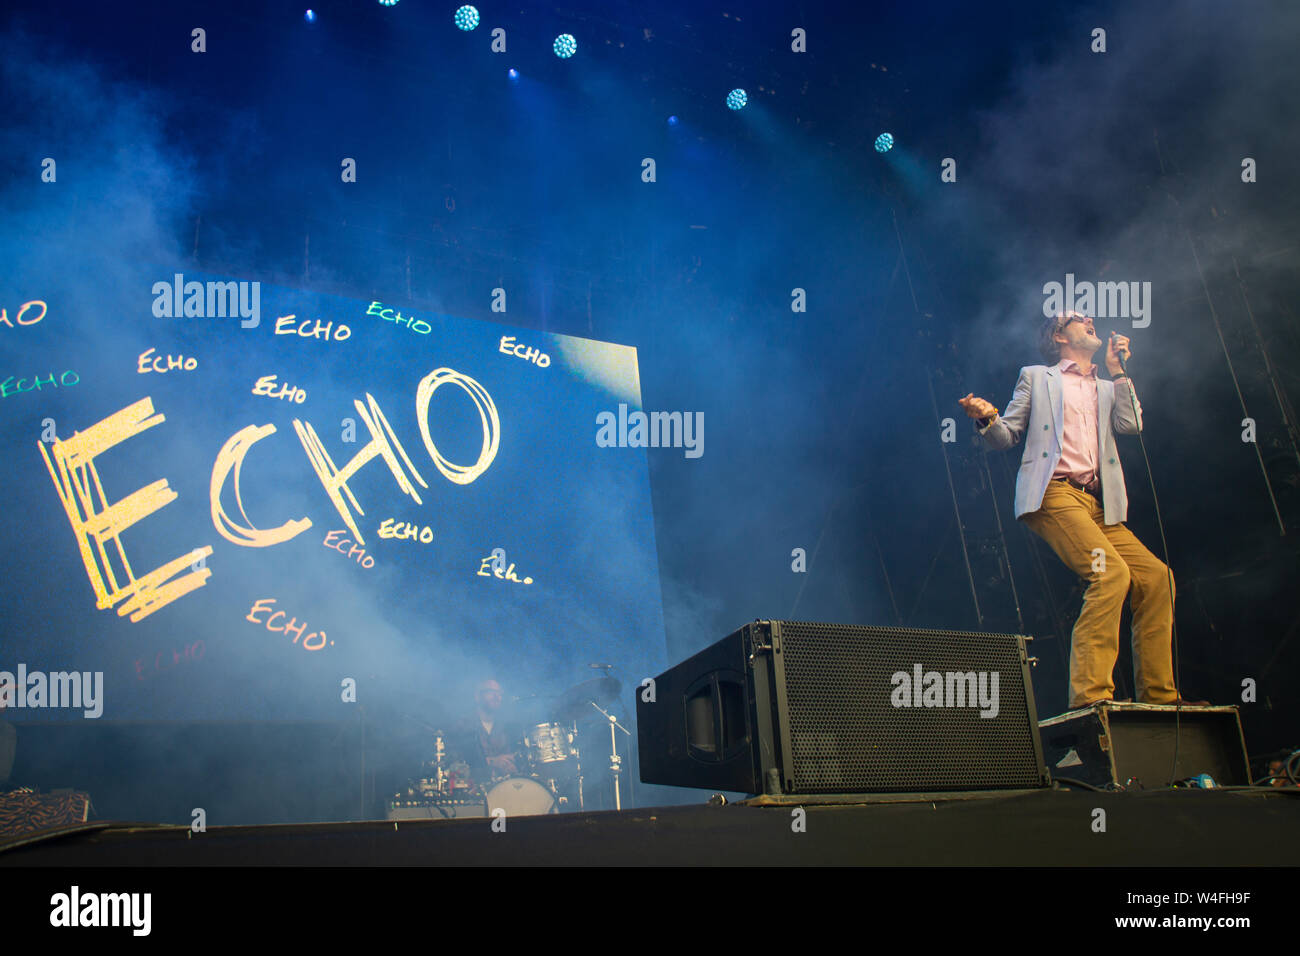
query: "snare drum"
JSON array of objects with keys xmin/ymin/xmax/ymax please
[{"xmin": 484, "ymin": 776, "xmax": 557, "ymax": 817}]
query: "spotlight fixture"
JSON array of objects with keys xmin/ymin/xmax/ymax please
[
  {"xmin": 554, "ymin": 34, "xmax": 577, "ymax": 58},
  {"xmin": 454, "ymin": 5, "xmax": 480, "ymax": 30},
  {"xmin": 726, "ymin": 89, "xmax": 747, "ymax": 110},
  {"xmin": 874, "ymin": 132, "xmax": 895, "ymax": 152}
]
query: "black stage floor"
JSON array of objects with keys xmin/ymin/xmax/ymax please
[{"xmin": 3, "ymin": 786, "xmax": 1297, "ymax": 866}]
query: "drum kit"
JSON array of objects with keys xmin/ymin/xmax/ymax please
[{"xmin": 386, "ymin": 674, "xmax": 631, "ymax": 820}]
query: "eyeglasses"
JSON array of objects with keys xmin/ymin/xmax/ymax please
[{"xmin": 1057, "ymin": 315, "xmax": 1085, "ymax": 331}]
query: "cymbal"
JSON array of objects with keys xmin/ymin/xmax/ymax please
[{"xmin": 553, "ymin": 676, "xmax": 622, "ymax": 723}]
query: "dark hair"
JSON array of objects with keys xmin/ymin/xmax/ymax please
[{"xmin": 1039, "ymin": 311, "xmax": 1086, "ymax": 364}]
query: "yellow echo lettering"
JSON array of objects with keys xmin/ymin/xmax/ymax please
[{"xmin": 38, "ymin": 397, "xmax": 213, "ymax": 622}]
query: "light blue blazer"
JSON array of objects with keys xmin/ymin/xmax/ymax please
[{"xmin": 975, "ymin": 363, "xmax": 1142, "ymax": 526}]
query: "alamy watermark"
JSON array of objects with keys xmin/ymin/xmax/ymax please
[
  {"xmin": 152, "ymin": 273, "xmax": 260, "ymax": 328},
  {"xmin": 596, "ymin": 403, "xmax": 703, "ymax": 459},
  {"xmin": 0, "ymin": 664, "xmax": 103, "ymax": 718},
  {"xmin": 1043, "ymin": 273, "xmax": 1150, "ymax": 328},
  {"xmin": 49, "ymin": 886, "xmax": 150, "ymax": 935},
  {"xmin": 890, "ymin": 664, "xmax": 999, "ymax": 718}
]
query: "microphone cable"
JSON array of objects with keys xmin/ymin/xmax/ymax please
[{"xmin": 1110, "ymin": 333, "xmax": 1186, "ymax": 787}]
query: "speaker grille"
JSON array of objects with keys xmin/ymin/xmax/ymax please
[{"xmin": 776, "ymin": 622, "xmax": 1042, "ymax": 792}]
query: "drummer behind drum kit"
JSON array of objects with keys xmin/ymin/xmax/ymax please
[{"xmin": 387, "ymin": 675, "xmax": 630, "ymax": 821}]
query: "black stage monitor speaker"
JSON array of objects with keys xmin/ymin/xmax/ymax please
[{"xmin": 637, "ymin": 620, "xmax": 1049, "ymax": 795}]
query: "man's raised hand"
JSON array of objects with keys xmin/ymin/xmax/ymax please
[{"xmin": 958, "ymin": 393, "xmax": 998, "ymax": 420}]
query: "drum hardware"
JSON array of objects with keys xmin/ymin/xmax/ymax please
[
  {"xmin": 537, "ymin": 771, "xmax": 572, "ymax": 809},
  {"xmin": 418, "ymin": 732, "xmax": 477, "ymax": 796},
  {"xmin": 547, "ymin": 670, "xmax": 628, "ymax": 811},
  {"xmin": 433, "ymin": 731, "xmax": 447, "ymax": 790},
  {"xmin": 587, "ymin": 699, "xmax": 631, "ymax": 811}
]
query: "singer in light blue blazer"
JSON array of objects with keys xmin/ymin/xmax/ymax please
[
  {"xmin": 958, "ymin": 311, "xmax": 1192, "ymax": 710},
  {"xmin": 974, "ymin": 359, "xmax": 1141, "ymax": 526}
]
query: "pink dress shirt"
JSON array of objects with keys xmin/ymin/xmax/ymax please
[{"xmin": 1052, "ymin": 358, "xmax": 1100, "ymax": 491}]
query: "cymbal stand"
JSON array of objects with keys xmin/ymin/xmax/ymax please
[
  {"xmin": 589, "ymin": 701, "xmax": 631, "ymax": 811},
  {"xmin": 433, "ymin": 731, "xmax": 447, "ymax": 792},
  {"xmin": 571, "ymin": 719, "xmax": 585, "ymax": 811}
]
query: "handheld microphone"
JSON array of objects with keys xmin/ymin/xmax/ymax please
[{"xmin": 1109, "ymin": 330, "xmax": 1130, "ymax": 373}]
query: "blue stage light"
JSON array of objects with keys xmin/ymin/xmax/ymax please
[
  {"xmin": 667, "ymin": 115, "xmax": 679, "ymax": 126},
  {"xmin": 508, "ymin": 68, "xmax": 519, "ymax": 80},
  {"xmin": 454, "ymin": 5, "xmax": 480, "ymax": 30},
  {"xmin": 726, "ymin": 89, "xmax": 747, "ymax": 110},
  {"xmin": 304, "ymin": 9, "xmax": 316, "ymax": 23},
  {"xmin": 875, "ymin": 132, "xmax": 894, "ymax": 152},
  {"xmin": 379, "ymin": 0, "xmax": 399, "ymax": 6},
  {"xmin": 554, "ymin": 34, "xmax": 577, "ymax": 58}
]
